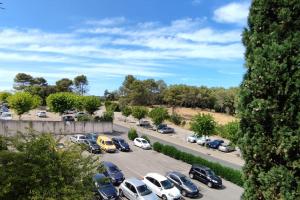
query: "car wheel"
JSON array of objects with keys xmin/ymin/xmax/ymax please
[
  {"xmin": 189, "ymin": 173, "xmax": 194, "ymax": 179},
  {"xmin": 181, "ymin": 190, "xmax": 187, "ymax": 197},
  {"xmin": 162, "ymin": 195, "xmax": 167, "ymax": 200},
  {"xmin": 207, "ymin": 182, "xmax": 213, "ymax": 188},
  {"xmin": 119, "ymin": 189, "xmax": 124, "ymax": 197}
]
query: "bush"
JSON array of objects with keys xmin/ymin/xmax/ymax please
[
  {"xmin": 0, "ymin": 136, "xmax": 8, "ymax": 150},
  {"xmin": 148, "ymin": 107, "xmax": 169, "ymax": 126},
  {"xmin": 169, "ymin": 113, "xmax": 183, "ymax": 125},
  {"xmin": 152, "ymin": 142, "xmax": 243, "ymax": 187},
  {"xmin": 77, "ymin": 114, "xmax": 92, "ymax": 122},
  {"xmin": 128, "ymin": 128, "xmax": 138, "ymax": 141},
  {"xmin": 105, "ymin": 101, "xmax": 120, "ymax": 112},
  {"xmin": 190, "ymin": 113, "xmax": 216, "ymax": 137},
  {"xmin": 141, "ymin": 135, "xmax": 150, "ymax": 143},
  {"xmin": 94, "ymin": 111, "xmax": 114, "ymax": 122}
]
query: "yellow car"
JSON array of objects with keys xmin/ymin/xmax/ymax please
[{"xmin": 97, "ymin": 136, "xmax": 116, "ymax": 153}]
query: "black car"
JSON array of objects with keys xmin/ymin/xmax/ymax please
[
  {"xmin": 62, "ymin": 115, "xmax": 75, "ymax": 122},
  {"xmin": 207, "ymin": 140, "xmax": 224, "ymax": 149},
  {"xmin": 155, "ymin": 124, "xmax": 167, "ymax": 131},
  {"xmin": 86, "ymin": 132, "xmax": 100, "ymax": 142},
  {"xmin": 93, "ymin": 173, "xmax": 118, "ymax": 200},
  {"xmin": 189, "ymin": 165, "xmax": 222, "ymax": 188},
  {"xmin": 112, "ymin": 137, "xmax": 130, "ymax": 152},
  {"xmin": 83, "ymin": 139, "xmax": 101, "ymax": 154},
  {"xmin": 166, "ymin": 171, "xmax": 199, "ymax": 197},
  {"xmin": 103, "ymin": 161, "xmax": 125, "ymax": 185}
]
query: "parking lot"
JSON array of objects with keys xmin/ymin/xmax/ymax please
[{"xmin": 77, "ymin": 132, "xmax": 244, "ymax": 200}]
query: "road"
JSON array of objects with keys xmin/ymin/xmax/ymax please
[
  {"xmin": 113, "ymin": 124, "xmax": 242, "ymax": 170},
  {"xmin": 100, "ymin": 137, "xmax": 243, "ymax": 200}
]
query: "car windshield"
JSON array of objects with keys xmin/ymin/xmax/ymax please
[
  {"xmin": 108, "ymin": 166, "xmax": 120, "ymax": 173},
  {"xmin": 161, "ymin": 180, "xmax": 174, "ymax": 189},
  {"xmin": 180, "ymin": 176, "xmax": 193, "ymax": 185},
  {"xmin": 137, "ymin": 185, "xmax": 152, "ymax": 196},
  {"xmin": 119, "ymin": 139, "xmax": 126, "ymax": 144},
  {"xmin": 90, "ymin": 140, "xmax": 97, "ymax": 145},
  {"xmin": 105, "ymin": 141, "xmax": 113, "ymax": 145},
  {"xmin": 97, "ymin": 179, "xmax": 112, "ymax": 187},
  {"xmin": 206, "ymin": 170, "xmax": 215, "ymax": 177},
  {"xmin": 4, "ymin": 113, "xmax": 11, "ymax": 117},
  {"xmin": 79, "ymin": 136, "xmax": 86, "ymax": 139},
  {"xmin": 141, "ymin": 140, "xmax": 148, "ymax": 144}
]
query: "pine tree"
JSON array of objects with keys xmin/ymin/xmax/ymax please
[{"xmin": 239, "ymin": 1, "xmax": 300, "ymax": 199}]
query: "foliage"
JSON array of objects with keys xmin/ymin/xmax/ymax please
[
  {"xmin": 95, "ymin": 111, "xmax": 114, "ymax": 122},
  {"xmin": 148, "ymin": 107, "xmax": 169, "ymax": 126},
  {"xmin": 77, "ymin": 114, "xmax": 92, "ymax": 122},
  {"xmin": 190, "ymin": 113, "xmax": 216, "ymax": 137},
  {"xmin": 104, "ymin": 90, "xmax": 119, "ymax": 101},
  {"xmin": 104, "ymin": 101, "xmax": 112, "ymax": 110},
  {"xmin": 131, "ymin": 106, "xmax": 148, "ymax": 120},
  {"xmin": 141, "ymin": 135, "xmax": 151, "ymax": 144},
  {"xmin": 74, "ymin": 75, "xmax": 88, "ymax": 95},
  {"xmin": 121, "ymin": 106, "xmax": 132, "ymax": 117},
  {"xmin": 216, "ymin": 121, "xmax": 240, "ymax": 145},
  {"xmin": 238, "ymin": 1, "xmax": 300, "ymax": 199},
  {"xmin": 128, "ymin": 128, "xmax": 138, "ymax": 141},
  {"xmin": 7, "ymin": 92, "xmax": 41, "ymax": 117},
  {"xmin": 46, "ymin": 92, "xmax": 76, "ymax": 114},
  {"xmin": 169, "ymin": 113, "xmax": 183, "ymax": 125},
  {"xmin": 106, "ymin": 102, "xmax": 120, "ymax": 112},
  {"xmin": 0, "ymin": 133, "xmax": 98, "ymax": 200},
  {"xmin": 83, "ymin": 96, "xmax": 101, "ymax": 115},
  {"xmin": 0, "ymin": 136, "xmax": 8, "ymax": 150},
  {"xmin": 55, "ymin": 78, "xmax": 73, "ymax": 92},
  {"xmin": 0, "ymin": 92, "xmax": 12, "ymax": 104},
  {"xmin": 152, "ymin": 142, "xmax": 243, "ymax": 187}
]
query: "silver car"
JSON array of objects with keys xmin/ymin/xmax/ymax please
[{"xmin": 119, "ymin": 178, "xmax": 158, "ymax": 200}]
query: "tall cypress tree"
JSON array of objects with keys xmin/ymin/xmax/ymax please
[{"xmin": 239, "ymin": 0, "xmax": 300, "ymax": 199}]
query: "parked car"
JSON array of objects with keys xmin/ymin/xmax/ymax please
[
  {"xmin": 207, "ymin": 140, "xmax": 224, "ymax": 149},
  {"xmin": 119, "ymin": 178, "xmax": 158, "ymax": 200},
  {"xmin": 86, "ymin": 132, "xmax": 100, "ymax": 142},
  {"xmin": 70, "ymin": 134, "xmax": 87, "ymax": 144},
  {"xmin": 153, "ymin": 124, "xmax": 167, "ymax": 131},
  {"xmin": 112, "ymin": 137, "xmax": 130, "ymax": 152},
  {"xmin": 93, "ymin": 173, "xmax": 118, "ymax": 200},
  {"xmin": 189, "ymin": 165, "xmax": 222, "ymax": 188},
  {"xmin": 62, "ymin": 115, "xmax": 75, "ymax": 122},
  {"xmin": 36, "ymin": 111, "xmax": 47, "ymax": 118},
  {"xmin": 64, "ymin": 109, "xmax": 76, "ymax": 114},
  {"xmin": 0, "ymin": 112, "xmax": 12, "ymax": 120},
  {"xmin": 166, "ymin": 171, "xmax": 199, "ymax": 197},
  {"xmin": 83, "ymin": 139, "xmax": 101, "ymax": 153},
  {"xmin": 186, "ymin": 134, "xmax": 201, "ymax": 143},
  {"xmin": 143, "ymin": 173, "xmax": 181, "ymax": 200},
  {"xmin": 0, "ymin": 106, "xmax": 9, "ymax": 114},
  {"xmin": 158, "ymin": 127, "xmax": 175, "ymax": 134},
  {"xmin": 136, "ymin": 120, "xmax": 151, "ymax": 127},
  {"xmin": 103, "ymin": 161, "xmax": 125, "ymax": 185},
  {"xmin": 218, "ymin": 143, "xmax": 235, "ymax": 152},
  {"xmin": 134, "ymin": 138, "xmax": 151, "ymax": 150},
  {"xmin": 97, "ymin": 136, "xmax": 116, "ymax": 153},
  {"xmin": 196, "ymin": 136, "xmax": 211, "ymax": 146},
  {"xmin": 75, "ymin": 111, "xmax": 86, "ymax": 118}
]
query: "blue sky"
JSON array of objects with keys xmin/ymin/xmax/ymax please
[{"xmin": 0, "ymin": 0, "xmax": 250, "ymax": 95}]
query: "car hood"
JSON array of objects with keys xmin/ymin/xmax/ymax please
[
  {"xmin": 183, "ymin": 182, "xmax": 198, "ymax": 192},
  {"xmin": 141, "ymin": 192, "xmax": 159, "ymax": 200},
  {"xmin": 164, "ymin": 187, "xmax": 181, "ymax": 197},
  {"xmin": 209, "ymin": 175, "xmax": 222, "ymax": 183},
  {"xmin": 120, "ymin": 143, "xmax": 129, "ymax": 149},
  {"xmin": 109, "ymin": 171, "xmax": 124, "ymax": 180},
  {"xmin": 99, "ymin": 186, "xmax": 117, "ymax": 197},
  {"xmin": 92, "ymin": 144, "xmax": 100, "ymax": 149}
]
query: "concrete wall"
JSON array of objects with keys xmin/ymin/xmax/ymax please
[{"xmin": 0, "ymin": 120, "xmax": 113, "ymax": 136}]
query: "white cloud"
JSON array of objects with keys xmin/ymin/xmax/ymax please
[
  {"xmin": 213, "ymin": 2, "xmax": 250, "ymax": 25},
  {"xmin": 85, "ymin": 17, "xmax": 126, "ymax": 26}
]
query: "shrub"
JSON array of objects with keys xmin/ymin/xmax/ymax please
[
  {"xmin": 169, "ymin": 113, "xmax": 183, "ymax": 125},
  {"xmin": 141, "ymin": 135, "xmax": 150, "ymax": 143},
  {"xmin": 94, "ymin": 111, "xmax": 114, "ymax": 122},
  {"xmin": 148, "ymin": 107, "xmax": 169, "ymax": 126},
  {"xmin": 0, "ymin": 136, "xmax": 8, "ymax": 150},
  {"xmin": 190, "ymin": 113, "xmax": 216, "ymax": 137},
  {"xmin": 77, "ymin": 114, "xmax": 92, "ymax": 122},
  {"xmin": 131, "ymin": 106, "xmax": 148, "ymax": 121},
  {"xmin": 121, "ymin": 106, "xmax": 132, "ymax": 117},
  {"xmin": 128, "ymin": 128, "xmax": 138, "ymax": 141},
  {"xmin": 152, "ymin": 142, "xmax": 243, "ymax": 187},
  {"xmin": 105, "ymin": 101, "xmax": 120, "ymax": 112}
]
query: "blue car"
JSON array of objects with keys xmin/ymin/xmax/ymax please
[
  {"xmin": 103, "ymin": 161, "xmax": 125, "ymax": 185},
  {"xmin": 207, "ymin": 140, "xmax": 224, "ymax": 149},
  {"xmin": 112, "ymin": 137, "xmax": 130, "ymax": 152},
  {"xmin": 93, "ymin": 173, "xmax": 118, "ymax": 200}
]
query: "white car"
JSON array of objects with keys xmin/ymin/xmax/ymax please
[
  {"xmin": 186, "ymin": 134, "xmax": 200, "ymax": 143},
  {"xmin": 36, "ymin": 111, "xmax": 47, "ymax": 118},
  {"xmin": 119, "ymin": 178, "xmax": 159, "ymax": 200},
  {"xmin": 143, "ymin": 173, "xmax": 181, "ymax": 200},
  {"xmin": 136, "ymin": 120, "xmax": 151, "ymax": 127},
  {"xmin": 70, "ymin": 134, "xmax": 87, "ymax": 144},
  {"xmin": 218, "ymin": 143, "xmax": 235, "ymax": 152},
  {"xmin": 0, "ymin": 112, "xmax": 12, "ymax": 120},
  {"xmin": 196, "ymin": 136, "xmax": 211, "ymax": 146},
  {"xmin": 134, "ymin": 138, "xmax": 151, "ymax": 149}
]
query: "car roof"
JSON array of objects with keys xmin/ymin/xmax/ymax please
[
  {"xmin": 126, "ymin": 178, "xmax": 145, "ymax": 187},
  {"xmin": 112, "ymin": 137, "xmax": 124, "ymax": 141},
  {"xmin": 136, "ymin": 137, "xmax": 146, "ymax": 141},
  {"xmin": 192, "ymin": 164, "xmax": 210, "ymax": 171},
  {"xmin": 103, "ymin": 161, "xmax": 116, "ymax": 168},
  {"xmin": 145, "ymin": 173, "xmax": 167, "ymax": 181},
  {"xmin": 167, "ymin": 171, "xmax": 185, "ymax": 177},
  {"xmin": 74, "ymin": 134, "xmax": 85, "ymax": 137},
  {"xmin": 94, "ymin": 173, "xmax": 106, "ymax": 181},
  {"xmin": 98, "ymin": 136, "xmax": 111, "ymax": 141}
]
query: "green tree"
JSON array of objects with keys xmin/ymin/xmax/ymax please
[
  {"xmin": 55, "ymin": 78, "xmax": 73, "ymax": 92},
  {"xmin": 128, "ymin": 128, "xmax": 138, "ymax": 141},
  {"xmin": 121, "ymin": 106, "xmax": 132, "ymax": 122},
  {"xmin": 13, "ymin": 73, "xmax": 33, "ymax": 90},
  {"xmin": 238, "ymin": 1, "xmax": 300, "ymax": 199},
  {"xmin": 131, "ymin": 106, "xmax": 148, "ymax": 122},
  {"xmin": 148, "ymin": 107, "xmax": 169, "ymax": 126},
  {"xmin": 46, "ymin": 92, "xmax": 76, "ymax": 114},
  {"xmin": 83, "ymin": 96, "xmax": 101, "ymax": 115},
  {"xmin": 0, "ymin": 91, "xmax": 12, "ymax": 103},
  {"xmin": 0, "ymin": 133, "xmax": 98, "ymax": 199},
  {"xmin": 74, "ymin": 75, "xmax": 88, "ymax": 95},
  {"xmin": 190, "ymin": 114, "xmax": 216, "ymax": 137},
  {"xmin": 7, "ymin": 92, "xmax": 41, "ymax": 119}
]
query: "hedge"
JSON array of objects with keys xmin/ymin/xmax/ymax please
[
  {"xmin": 128, "ymin": 128, "xmax": 138, "ymax": 141},
  {"xmin": 152, "ymin": 142, "xmax": 243, "ymax": 187}
]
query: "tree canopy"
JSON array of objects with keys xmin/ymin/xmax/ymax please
[
  {"xmin": 148, "ymin": 107, "xmax": 169, "ymax": 126},
  {"xmin": 131, "ymin": 106, "xmax": 148, "ymax": 121},
  {"xmin": 74, "ymin": 75, "xmax": 88, "ymax": 95},
  {"xmin": 190, "ymin": 113, "xmax": 216, "ymax": 137}
]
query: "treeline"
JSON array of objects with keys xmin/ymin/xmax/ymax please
[
  {"xmin": 105, "ymin": 75, "xmax": 239, "ymax": 115},
  {"xmin": 10, "ymin": 73, "xmax": 89, "ymax": 105}
]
